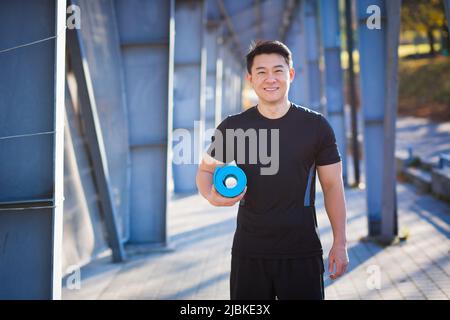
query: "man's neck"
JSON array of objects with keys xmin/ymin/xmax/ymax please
[{"xmin": 256, "ymin": 99, "xmax": 291, "ymax": 119}]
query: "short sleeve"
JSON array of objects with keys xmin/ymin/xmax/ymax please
[
  {"xmin": 206, "ymin": 117, "xmax": 229, "ymax": 163},
  {"xmin": 315, "ymin": 115, "xmax": 341, "ymax": 166}
]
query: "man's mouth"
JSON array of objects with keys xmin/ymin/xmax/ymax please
[{"xmin": 264, "ymin": 87, "xmax": 279, "ymax": 92}]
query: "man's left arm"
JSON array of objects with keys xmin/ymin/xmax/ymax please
[{"xmin": 317, "ymin": 161, "xmax": 349, "ymax": 280}]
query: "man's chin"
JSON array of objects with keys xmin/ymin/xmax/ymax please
[{"xmin": 258, "ymin": 96, "xmax": 284, "ymax": 104}]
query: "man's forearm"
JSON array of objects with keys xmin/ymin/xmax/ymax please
[
  {"xmin": 323, "ymin": 184, "xmax": 347, "ymax": 246},
  {"xmin": 196, "ymin": 169, "xmax": 213, "ymax": 200}
]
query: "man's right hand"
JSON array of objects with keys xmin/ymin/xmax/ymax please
[{"xmin": 207, "ymin": 185, "xmax": 247, "ymax": 207}]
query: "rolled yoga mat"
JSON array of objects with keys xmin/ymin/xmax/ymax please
[{"xmin": 213, "ymin": 164, "xmax": 247, "ymax": 198}]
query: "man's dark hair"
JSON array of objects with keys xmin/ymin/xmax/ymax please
[{"xmin": 246, "ymin": 40, "xmax": 293, "ymax": 74}]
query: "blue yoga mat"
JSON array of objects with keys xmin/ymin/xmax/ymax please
[{"xmin": 213, "ymin": 165, "xmax": 247, "ymax": 198}]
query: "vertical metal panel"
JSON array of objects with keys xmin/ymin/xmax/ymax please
[
  {"xmin": 235, "ymin": 61, "xmax": 243, "ymax": 112},
  {"xmin": 304, "ymin": 0, "xmax": 322, "ymax": 112},
  {"xmin": 173, "ymin": 0, "xmax": 204, "ymax": 193},
  {"xmin": 232, "ymin": 57, "xmax": 242, "ymax": 113},
  {"xmin": 0, "ymin": 0, "xmax": 65, "ymax": 299},
  {"xmin": 0, "ymin": 135, "xmax": 54, "ymax": 202},
  {"xmin": 319, "ymin": 0, "xmax": 347, "ymax": 184},
  {"xmin": 357, "ymin": 0, "xmax": 385, "ymax": 236},
  {"xmin": 345, "ymin": 0, "xmax": 361, "ymax": 186},
  {"xmin": 71, "ymin": 0, "xmax": 131, "ymax": 242},
  {"xmin": 115, "ymin": 0, "xmax": 170, "ymax": 43},
  {"xmin": 123, "ymin": 47, "xmax": 169, "ymax": 143},
  {"xmin": 205, "ymin": 25, "xmax": 218, "ymax": 132},
  {"xmin": 51, "ymin": 0, "xmax": 66, "ymax": 299},
  {"xmin": 286, "ymin": 8, "xmax": 309, "ymax": 107},
  {"xmin": 130, "ymin": 148, "xmax": 167, "ymax": 242},
  {"xmin": 115, "ymin": 0, "xmax": 171, "ymax": 244},
  {"xmin": 357, "ymin": 0, "xmax": 399, "ymax": 238},
  {"xmin": 63, "ymin": 80, "xmax": 109, "ymax": 270},
  {"xmin": 67, "ymin": 26, "xmax": 126, "ymax": 262},
  {"xmin": 231, "ymin": 57, "xmax": 238, "ymax": 113},
  {"xmin": 380, "ymin": 0, "xmax": 401, "ymax": 240},
  {"xmin": 215, "ymin": 34, "xmax": 224, "ymax": 126},
  {"xmin": 199, "ymin": 0, "xmax": 208, "ymax": 161},
  {"xmin": 0, "ymin": 210, "xmax": 53, "ymax": 299},
  {"xmin": 221, "ymin": 44, "xmax": 234, "ymax": 118}
]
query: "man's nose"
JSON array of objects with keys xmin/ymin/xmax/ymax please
[{"xmin": 265, "ymin": 74, "xmax": 277, "ymax": 82}]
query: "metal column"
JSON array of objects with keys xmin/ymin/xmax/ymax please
[
  {"xmin": 69, "ymin": 0, "xmax": 132, "ymax": 244},
  {"xmin": 345, "ymin": 0, "xmax": 361, "ymax": 186},
  {"xmin": 357, "ymin": 0, "xmax": 400, "ymax": 239},
  {"xmin": 205, "ymin": 22, "xmax": 220, "ymax": 133},
  {"xmin": 231, "ymin": 56, "xmax": 241, "ymax": 113},
  {"xmin": 319, "ymin": 0, "xmax": 348, "ymax": 185},
  {"xmin": 114, "ymin": 0, "xmax": 173, "ymax": 245},
  {"xmin": 173, "ymin": 0, "xmax": 205, "ymax": 193},
  {"xmin": 287, "ymin": 3, "xmax": 310, "ymax": 107},
  {"xmin": 304, "ymin": 0, "xmax": 322, "ymax": 112},
  {"xmin": 221, "ymin": 43, "xmax": 234, "ymax": 119},
  {"xmin": 0, "ymin": 0, "xmax": 66, "ymax": 299},
  {"xmin": 67, "ymin": 15, "xmax": 126, "ymax": 262},
  {"xmin": 215, "ymin": 36, "xmax": 225, "ymax": 126}
]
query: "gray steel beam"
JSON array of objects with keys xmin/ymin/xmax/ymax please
[
  {"xmin": 279, "ymin": 0, "xmax": 297, "ymax": 41},
  {"xmin": 380, "ymin": 0, "xmax": 401, "ymax": 241},
  {"xmin": 255, "ymin": 0, "xmax": 263, "ymax": 40},
  {"xmin": 357, "ymin": 0, "xmax": 400, "ymax": 239},
  {"xmin": 71, "ymin": 0, "xmax": 131, "ymax": 243},
  {"xmin": 205, "ymin": 26, "xmax": 219, "ymax": 131},
  {"xmin": 223, "ymin": 0, "xmax": 261, "ymax": 18},
  {"xmin": 215, "ymin": 31, "xmax": 225, "ymax": 126},
  {"xmin": 225, "ymin": 19, "xmax": 274, "ymax": 44},
  {"xmin": 221, "ymin": 43, "xmax": 236, "ymax": 119},
  {"xmin": 67, "ymin": 22, "xmax": 125, "ymax": 262},
  {"xmin": 0, "ymin": 0, "xmax": 66, "ymax": 299},
  {"xmin": 114, "ymin": 0, "xmax": 172, "ymax": 246},
  {"xmin": 173, "ymin": 0, "xmax": 205, "ymax": 193},
  {"xmin": 345, "ymin": 0, "xmax": 361, "ymax": 186},
  {"xmin": 304, "ymin": 0, "xmax": 322, "ymax": 112},
  {"xmin": 230, "ymin": 57, "xmax": 239, "ymax": 114},
  {"xmin": 319, "ymin": 0, "xmax": 348, "ymax": 185},
  {"xmin": 216, "ymin": 0, "xmax": 244, "ymax": 56},
  {"xmin": 204, "ymin": 19, "xmax": 222, "ymax": 148},
  {"xmin": 287, "ymin": 3, "xmax": 309, "ymax": 107},
  {"xmin": 234, "ymin": 58, "xmax": 243, "ymax": 113}
]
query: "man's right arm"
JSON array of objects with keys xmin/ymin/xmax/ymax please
[{"xmin": 196, "ymin": 154, "xmax": 246, "ymax": 207}]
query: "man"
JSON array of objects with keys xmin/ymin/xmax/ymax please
[{"xmin": 196, "ymin": 40, "xmax": 348, "ymax": 300}]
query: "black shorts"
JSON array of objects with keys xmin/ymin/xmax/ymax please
[{"xmin": 230, "ymin": 254, "xmax": 325, "ymax": 300}]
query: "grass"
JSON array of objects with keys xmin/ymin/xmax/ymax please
[
  {"xmin": 340, "ymin": 43, "xmax": 442, "ymax": 72},
  {"xmin": 398, "ymin": 55, "xmax": 450, "ymax": 122}
]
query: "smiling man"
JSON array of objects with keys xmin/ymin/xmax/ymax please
[{"xmin": 196, "ymin": 40, "xmax": 349, "ymax": 300}]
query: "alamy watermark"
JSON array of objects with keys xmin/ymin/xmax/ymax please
[
  {"xmin": 67, "ymin": 4, "xmax": 81, "ymax": 30},
  {"xmin": 366, "ymin": 264, "xmax": 382, "ymax": 290},
  {"xmin": 366, "ymin": 5, "xmax": 381, "ymax": 30},
  {"xmin": 172, "ymin": 121, "xmax": 280, "ymax": 175},
  {"xmin": 65, "ymin": 265, "xmax": 81, "ymax": 290}
]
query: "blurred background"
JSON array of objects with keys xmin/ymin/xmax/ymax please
[{"xmin": 0, "ymin": 0, "xmax": 449, "ymax": 300}]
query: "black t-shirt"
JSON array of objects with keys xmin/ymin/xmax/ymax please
[{"xmin": 207, "ymin": 103, "xmax": 341, "ymax": 258}]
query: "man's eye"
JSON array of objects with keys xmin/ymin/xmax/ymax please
[
  {"xmin": 275, "ymin": 70, "xmax": 283, "ymax": 73},
  {"xmin": 257, "ymin": 72, "xmax": 265, "ymax": 75}
]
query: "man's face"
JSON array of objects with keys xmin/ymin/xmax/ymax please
[{"xmin": 247, "ymin": 53, "xmax": 295, "ymax": 104}]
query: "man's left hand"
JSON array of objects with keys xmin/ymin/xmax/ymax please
[{"xmin": 327, "ymin": 245, "xmax": 349, "ymax": 280}]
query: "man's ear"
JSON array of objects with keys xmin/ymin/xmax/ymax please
[
  {"xmin": 289, "ymin": 67, "xmax": 295, "ymax": 83},
  {"xmin": 246, "ymin": 72, "xmax": 252, "ymax": 84}
]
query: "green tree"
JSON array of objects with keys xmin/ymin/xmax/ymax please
[{"xmin": 402, "ymin": 0, "xmax": 448, "ymax": 54}]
